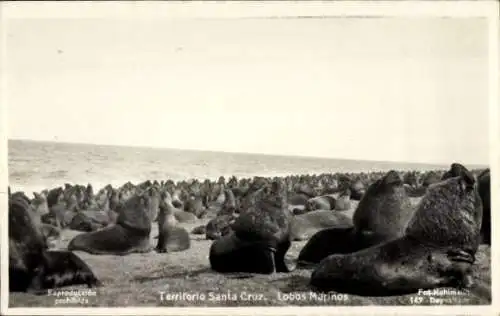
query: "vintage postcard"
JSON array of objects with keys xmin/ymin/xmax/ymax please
[{"xmin": 1, "ymin": 1, "xmax": 498, "ymax": 315}]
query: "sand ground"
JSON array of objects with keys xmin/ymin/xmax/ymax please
[{"xmin": 8, "ymin": 199, "xmax": 491, "ymax": 307}]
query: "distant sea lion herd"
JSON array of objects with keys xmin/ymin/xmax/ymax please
[{"xmin": 8, "ymin": 163, "xmax": 491, "ymax": 297}]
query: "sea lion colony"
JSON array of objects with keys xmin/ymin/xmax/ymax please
[{"xmin": 8, "ymin": 164, "xmax": 491, "ymax": 298}]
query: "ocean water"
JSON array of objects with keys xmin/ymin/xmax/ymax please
[{"xmin": 8, "ymin": 139, "xmax": 453, "ymax": 194}]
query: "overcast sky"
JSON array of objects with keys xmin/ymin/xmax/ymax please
[{"xmin": 4, "ymin": 16, "xmax": 490, "ymax": 165}]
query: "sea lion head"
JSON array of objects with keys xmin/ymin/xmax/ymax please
[
  {"xmin": 353, "ymin": 170, "xmax": 413, "ymax": 240},
  {"xmin": 219, "ymin": 189, "xmax": 237, "ymax": 215},
  {"xmin": 86, "ymin": 183, "xmax": 94, "ymax": 198},
  {"xmin": 405, "ymin": 166, "xmax": 482, "ymax": 250},
  {"xmin": 161, "ymin": 190, "xmax": 174, "ymax": 206},
  {"xmin": 379, "ymin": 170, "xmax": 403, "ymax": 187},
  {"xmin": 403, "ymin": 171, "xmax": 419, "ymax": 187},
  {"xmin": 441, "ymin": 163, "xmax": 469, "ymax": 181},
  {"xmin": 264, "ymin": 179, "xmax": 288, "ymax": 208},
  {"xmin": 31, "ymin": 193, "xmax": 49, "ymax": 215},
  {"xmin": 158, "ymin": 191, "xmax": 177, "ymax": 226},
  {"xmin": 421, "ymin": 171, "xmax": 441, "ymax": 187},
  {"xmin": 232, "ymin": 179, "xmax": 292, "ymax": 244}
]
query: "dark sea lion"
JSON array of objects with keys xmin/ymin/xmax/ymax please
[
  {"xmin": 297, "ymin": 170, "xmax": 415, "ymax": 265},
  {"xmin": 441, "ymin": 163, "xmax": 490, "ymax": 245},
  {"xmin": 210, "ymin": 180, "xmax": 294, "ymax": 274},
  {"xmin": 46, "ymin": 187, "xmax": 64, "ymax": 208},
  {"xmin": 290, "ymin": 210, "xmax": 353, "ymax": 241},
  {"xmin": 206, "ymin": 214, "xmax": 237, "ymax": 240},
  {"xmin": 297, "ymin": 227, "xmax": 357, "ymax": 265},
  {"xmin": 86, "ymin": 183, "xmax": 94, "ymax": 199},
  {"xmin": 209, "ymin": 232, "xmax": 280, "ymax": 274},
  {"xmin": 349, "ymin": 179, "xmax": 366, "ymax": 201},
  {"xmin": 477, "ymin": 169, "xmax": 490, "ymax": 245},
  {"xmin": 9, "ymin": 195, "xmax": 100, "ymax": 293},
  {"xmin": 441, "ymin": 163, "xmax": 467, "ymax": 181},
  {"xmin": 39, "ymin": 251, "xmax": 102, "ymax": 290},
  {"xmin": 67, "ymin": 193, "xmax": 152, "ymax": 255},
  {"xmin": 155, "ymin": 192, "xmax": 191, "ymax": 253},
  {"xmin": 9, "ymin": 194, "xmax": 48, "ymax": 292},
  {"xmin": 310, "ymin": 168, "xmax": 482, "ymax": 296}
]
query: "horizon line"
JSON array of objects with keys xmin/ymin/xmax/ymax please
[{"xmin": 7, "ymin": 137, "xmax": 489, "ymax": 169}]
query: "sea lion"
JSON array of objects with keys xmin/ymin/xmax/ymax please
[
  {"xmin": 290, "ymin": 205, "xmax": 307, "ymax": 215},
  {"xmin": 403, "ymin": 184, "xmax": 428, "ymax": 197},
  {"xmin": 38, "ymin": 251, "xmax": 102, "ymax": 290},
  {"xmin": 209, "ymin": 180, "xmax": 294, "ymax": 274},
  {"xmin": 191, "ymin": 225, "xmax": 206, "ymax": 235},
  {"xmin": 349, "ymin": 179, "xmax": 366, "ymax": 201},
  {"xmin": 32, "ymin": 192, "xmax": 50, "ymax": 216},
  {"xmin": 184, "ymin": 194, "xmax": 206, "ymax": 218},
  {"xmin": 67, "ymin": 192, "xmax": 152, "ymax": 255},
  {"xmin": 206, "ymin": 214, "xmax": 237, "ymax": 240},
  {"xmin": 68, "ymin": 211, "xmax": 110, "ymax": 232},
  {"xmin": 205, "ymin": 189, "xmax": 238, "ymax": 240},
  {"xmin": 287, "ymin": 193, "xmax": 310, "ymax": 206},
  {"xmin": 143, "ymin": 186, "xmax": 160, "ymax": 223},
  {"xmin": 441, "ymin": 163, "xmax": 467, "ymax": 181},
  {"xmin": 333, "ymin": 188, "xmax": 351, "ymax": 211},
  {"xmin": 421, "ymin": 170, "xmax": 441, "ymax": 187},
  {"xmin": 9, "ymin": 194, "xmax": 100, "ymax": 293},
  {"xmin": 353, "ymin": 170, "xmax": 415, "ymax": 240},
  {"xmin": 441, "ymin": 163, "xmax": 490, "ymax": 245},
  {"xmin": 40, "ymin": 224, "xmax": 61, "ymax": 241},
  {"xmin": 171, "ymin": 189, "xmax": 184, "ymax": 209},
  {"xmin": 161, "ymin": 191, "xmax": 198, "ymax": 224},
  {"xmin": 305, "ymin": 195, "xmax": 337, "ymax": 212},
  {"xmin": 155, "ymin": 192, "xmax": 191, "ymax": 253},
  {"xmin": 403, "ymin": 171, "xmax": 420, "ymax": 187},
  {"xmin": 477, "ymin": 169, "xmax": 490, "ymax": 245},
  {"xmin": 43, "ymin": 197, "xmax": 75, "ymax": 228},
  {"xmin": 46, "ymin": 187, "xmax": 64, "ymax": 208},
  {"xmin": 297, "ymin": 170, "xmax": 415, "ymax": 265},
  {"xmin": 290, "ymin": 210, "xmax": 353, "ymax": 241},
  {"xmin": 310, "ymin": 167, "xmax": 482, "ymax": 296}
]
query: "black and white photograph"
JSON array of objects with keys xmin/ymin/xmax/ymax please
[{"xmin": 1, "ymin": 1, "xmax": 497, "ymax": 312}]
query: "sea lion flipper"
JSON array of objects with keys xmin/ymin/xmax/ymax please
[
  {"xmin": 26, "ymin": 267, "xmax": 46, "ymax": 295},
  {"xmin": 266, "ymin": 248, "xmax": 277, "ymax": 274},
  {"xmin": 274, "ymin": 239, "xmax": 295, "ymax": 273},
  {"xmin": 447, "ymin": 248, "xmax": 476, "ymax": 264}
]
